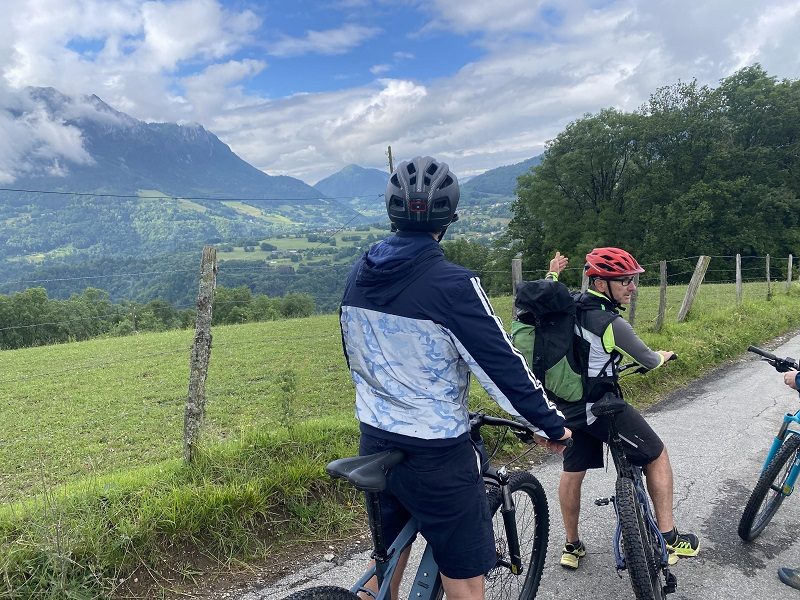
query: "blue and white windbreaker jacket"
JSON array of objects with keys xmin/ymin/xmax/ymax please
[{"xmin": 340, "ymin": 231, "xmax": 566, "ymax": 445}]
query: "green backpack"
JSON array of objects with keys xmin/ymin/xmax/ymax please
[{"xmin": 511, "ymin": 278, "xmax": 585, "ymax": 403}]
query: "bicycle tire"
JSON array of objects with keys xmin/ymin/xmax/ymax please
[
  {"xmin": 616, "ymin": 477, "xmax": 664, "ymax": 600},
  {"xmin": 738, "ymin": 433, "xmax": 800, "ymax": 541},
  {"xmin": 282, "ymin": 586, "xmax": 360, "ymax": 600},
  {"xmin": 485, "ymin": 471, "xmax": 549, "ymax": 600}
]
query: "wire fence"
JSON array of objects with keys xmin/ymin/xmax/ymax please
[{"xmin": 1, "ymin": 248, "xmax": 798, "ymax": 503}]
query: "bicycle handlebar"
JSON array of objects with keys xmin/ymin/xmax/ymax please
[
  {"xmin": 469, "ymin": 411, "xmax": 573, "ymax": 448},
  {"xmin": 747, "ymin": 346, "xmax": 799, "ymax": 373}
]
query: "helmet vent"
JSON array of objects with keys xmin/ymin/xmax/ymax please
[
  {"xmin": 409, "ymin": 176, "xmax": 417, "ymax": 186},
  {"xmin": 426, "ymin": 164, "xmax": 437, "ymax": 175}
]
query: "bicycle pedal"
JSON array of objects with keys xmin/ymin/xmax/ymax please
[
  {"xmin": 663, "ymin": 570, "xmax": 677, "ymax": 594},
  {"xmin": 595, "ymin": 497, "xmax": 611, "ymax": 506}
]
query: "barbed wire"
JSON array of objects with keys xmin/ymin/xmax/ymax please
[{"xmin": 0, "ymin": 186, "xmax": 383, "ymax": 204}]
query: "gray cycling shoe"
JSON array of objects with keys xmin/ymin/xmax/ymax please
[{"xmin": 778, "ymin": 567, "xmax": 800, "ymax": 590}]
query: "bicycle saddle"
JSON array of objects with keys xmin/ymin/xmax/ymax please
[
  {"xmin": 590, "ymin": 392, "xmax": 628, "ymax": 417},
  {"xmin": 326, "ymin": 450, "xmax": 405, "ymax": 493}
]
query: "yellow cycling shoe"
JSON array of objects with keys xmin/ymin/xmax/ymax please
[{"xmin": 560, "ymin": 541, "xmax": 586, "ymax": 569}]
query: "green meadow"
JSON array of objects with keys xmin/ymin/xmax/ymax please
[{"xmin": 0, "ymin": 281, "xmax": 798, "ymax": 598}]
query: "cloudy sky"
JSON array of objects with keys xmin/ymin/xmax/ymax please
[{"xmin": 2, "ymin": 0, "xmax": 800, "ymax": 185}]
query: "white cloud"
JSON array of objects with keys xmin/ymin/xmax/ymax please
[
  {"xmin": 0, "ymin": 85, "xmax": 94, "ymax": 183},
  {"xmin": 3, "ymin": 0, "xmax": 800, "ymax": 185},
  {"xmin": 427, "ymin": 0, "xmax": 549, "ymax": 34},
  {"xmin": 181, "ymin": 59, "xmax": 266, "ymax": 119},
  {"xmin": 267, "ymin": 24, "xmax": 382, "ymax": 57},
  {"xmin": 370, "ymin": 64, "xmax": 391, "ymax": 75},
  {"xmin": 138, "ymin": 0, "xmax": 260, "ymax": 71}
]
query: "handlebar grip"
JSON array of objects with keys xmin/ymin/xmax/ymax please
[{"xmin": 748, "ymin": 345, "xmax": 777, "ymax": 360}]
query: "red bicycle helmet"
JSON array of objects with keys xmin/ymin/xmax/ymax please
[{"xmin": 584, "ymin": 247, "xmax": 645, "ymax": 278}]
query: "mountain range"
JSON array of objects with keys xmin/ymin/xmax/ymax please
[{"xmin": 0, "ymin": 86, "xmax": 541, "ymax": 296}]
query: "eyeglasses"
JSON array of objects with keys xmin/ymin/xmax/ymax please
[{"xmin": 608, "ymin": 277, "xmax": 637, "ymax": 286}]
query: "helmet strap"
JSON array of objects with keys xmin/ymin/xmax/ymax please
[{"xmin": 594, "ymin": 278, "xmax": 621, "ymax": 308}]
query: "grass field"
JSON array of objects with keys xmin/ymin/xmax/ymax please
[
  {"xmin": 0, "ymin": 280, "xmax": 796, "ymax": 501},
  {"xmin": 1, "ymin": 280, "xmax": 798, "ymax": 598}
]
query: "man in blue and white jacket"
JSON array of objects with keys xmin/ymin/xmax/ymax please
[{"xmin": 340, "ymin": 156, "xmax": 570, "ymax": 600}]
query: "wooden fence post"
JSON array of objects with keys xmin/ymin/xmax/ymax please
[
  {"xmin": 766, "ymin": 254, "xmax": 772, "ymax": 301},
  {"xmin": 677, "ymin": 256, "xmax": 710, "ymax": 323},
  {"xmin": 184, "ymin": 246, "xmax": 218, "ymax": 464},
  {"xmin": 787, "ymin": 255, "xmax": 793, "ymax": 292},
  {"xmin": 511, "ymin": 257, "xmax": 522, "ymax": 319},
  {"xmin": 628, "ymin": 273, "xmax": 640, "ymax": 326},
  {"xmin": 654, "ymin": 260, "xmax": 667, "ymax": 332},
  {"xmin": 735, "ymin": 254, "xmax": 742, "ymax": 307}
]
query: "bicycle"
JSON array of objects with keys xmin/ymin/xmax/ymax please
[
  {"xmin": 283, "ymin": 411, "xmax": 566, "ymax": 600},
  {"xmin": 737, "ymin": 345, "xmax": 800, "ymax": 542},
  {"xmin": 592, "ymin": 358, "xmax": 678, "ymax": 600}
]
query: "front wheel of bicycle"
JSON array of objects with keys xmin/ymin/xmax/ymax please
[
  {"xmin": 616, "ymin": 477, "xmax": 665, "ymax": 600},
  {"xmin": 485, "ymin": 471, "xmax": 549, "ymax": 600},
  {"xmin": 738, "ymin": 433, "xmax": 800, "ymax": 541},
  {"xmin": 283, "ymin": 586, "xmax": 360, "ymax": 600}
]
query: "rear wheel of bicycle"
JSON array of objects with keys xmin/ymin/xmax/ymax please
[
  {"xmin": 616, "ymin": 477, "xmax": 665, "ymax": 600},
  {"xmin": 283, "ymin": 586, "xmax": 360, "ymax": 600},
  {"xmin": 485, "ymin": 471, "xmax": 549, "ymax": 600},
  {"xmin": 738, "ymin": 433, "xmax": 800, "ymax": 541}
]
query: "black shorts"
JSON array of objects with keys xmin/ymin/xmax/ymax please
[
  {"xmin": 359, "ymin": 430, "xmax": 497, "ymax": 579},
  {"xmin": 558, "ymin": 400, "xmax": 664, "ymax": 472}
]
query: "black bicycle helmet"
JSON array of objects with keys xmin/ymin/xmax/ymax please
[{"xmin": 385, "ymin": 156, "xmax": 460, "ymax": 232}]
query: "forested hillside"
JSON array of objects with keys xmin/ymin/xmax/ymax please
[{"xmin": 502, "ymin": 65, "xmax": 800, "ymax": 283}]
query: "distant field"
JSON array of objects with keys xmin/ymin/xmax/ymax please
[
  {"xmin": 217, "ymin": 226, "xmax": 390, "ymax": 262},
  {"xmin": 0, "ymin": 280, "xmax": 797, "ymax": 503}
]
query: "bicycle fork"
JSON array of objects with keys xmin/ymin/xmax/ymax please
[
  {"xmin": 762, "ymin": 423, "xmax": 800, "ymax": 496},
  {"xmin": 595, "ymin": 482, "xmax": 677, "ymax": 595},
  {"xmin": 594, "ymin": 494, "xmax": 625, "ymax": 572},
  {"xmin": 490, "ymin": 466, "xmax": 524, "ymax": 575}
]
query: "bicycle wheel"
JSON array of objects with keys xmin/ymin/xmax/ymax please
[
  {"xmin": 738, "ymin": 433, "xmax": 800, "ymax": 541},
  {"xmin": 485, "ymin": 471, "xmax": 549, "ymax": 600},
  {"xmin": 616, "ymin": 477, "xmax": 664, "ymax": 600},
  {"xmin": 283, "ymin": 586, "xmax": 360, "ymax": 600}
]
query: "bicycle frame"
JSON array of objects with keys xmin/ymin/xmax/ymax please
[
  {"xmin": 589, "ymin": 388, "xmax": 677, "ymax": 597},
  {"xmin": 759, "ymin": 410, "xmax": 800, "ymax": 496},
  {"xmin": 350, "ymin": 463, "xmax": 524, "ymax": 600},
  {"xmin": 350, "ymin": 508, "xmax": 441, "ymax": 600},
  {"xmin": 346, "ymin": 413, "xmax": 535, "ymax": 600},
  {"xmin": 606, "ymin": 436, "xmax": 671, "ymax": 574}
]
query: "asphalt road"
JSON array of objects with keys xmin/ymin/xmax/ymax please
[{"xmin": 246, "ymin": 332, "xmax": 800, "ymax": 600}]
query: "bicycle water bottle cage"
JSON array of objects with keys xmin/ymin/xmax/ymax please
[
  {"xmin": 326, "ymin": 450, "xmax": 405, "ymax": 492},
  {"xmin": 590, "ymin": 392, "xmax": 627, "ymax": 417}
]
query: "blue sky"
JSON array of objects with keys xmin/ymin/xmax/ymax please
[{"xmin": 2, "ymin": 0, "xmax": 800, "ymax": 185}]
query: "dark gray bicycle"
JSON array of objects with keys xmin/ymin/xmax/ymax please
[
  {"xmin": 284, "ymin": 411, "xmax": 565, "ymax": 600},
  {"xmin": 593, "ymin": 358, "xmax": 678, "ymax": 600}
]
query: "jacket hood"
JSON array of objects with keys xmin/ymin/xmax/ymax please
[{"xmin": 355, "ymin": 231, "xmax": 444, "ymax": 305}]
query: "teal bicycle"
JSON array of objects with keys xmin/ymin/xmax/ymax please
[{"xmin": 738, "ymin": 345, "xmax": 800, "ymax": 541}]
